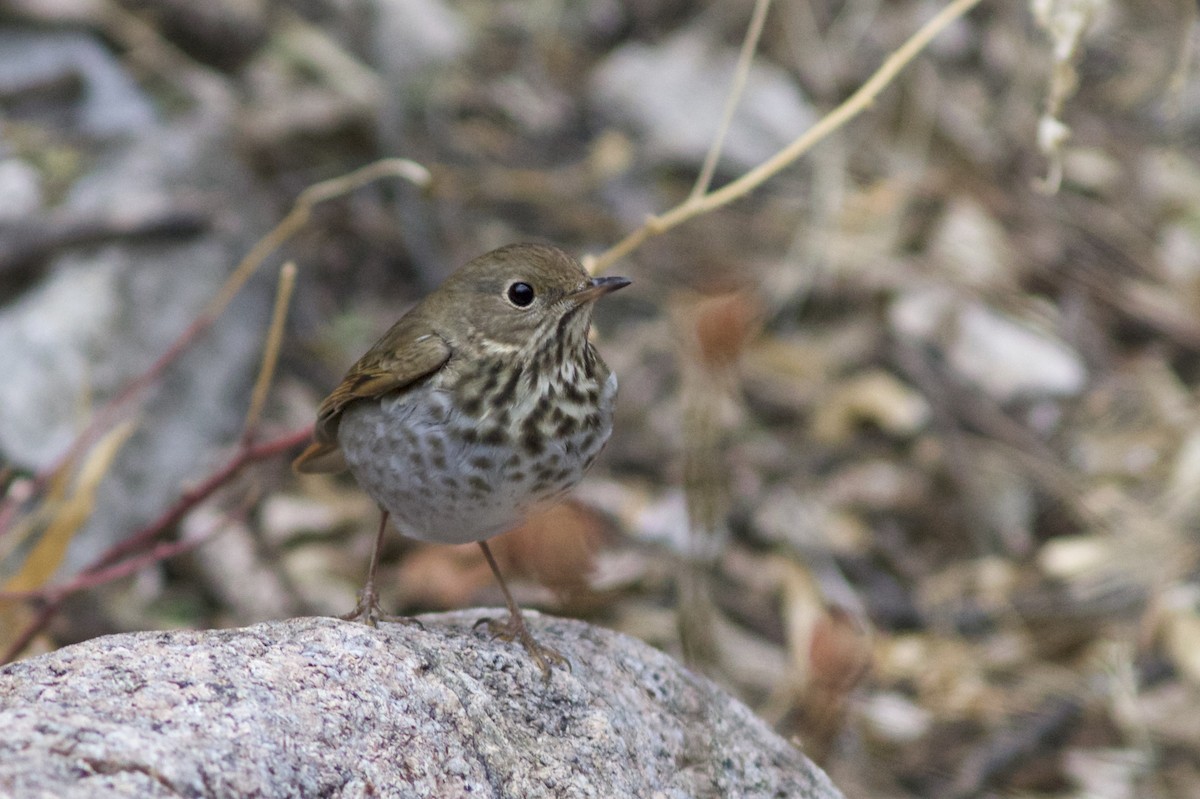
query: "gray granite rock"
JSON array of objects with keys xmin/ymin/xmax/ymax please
[
  {"xmin": 0, "ymin": 26, "xmax": 271, "ymax": 573},
  {"xmin": 0, "ymin": 613, "xmax": 843, "ymax": 799},
  {"xmin": 0, "ymin": 29, "xmax": 158, "ymax": 139}
]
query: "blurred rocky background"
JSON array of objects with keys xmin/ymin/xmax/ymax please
[{"xmin": 3, "ymin": 0, "xmax": 1200, "ymax": 796}]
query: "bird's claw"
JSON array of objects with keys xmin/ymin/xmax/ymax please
[
  {"xmin": 474, "ymin": 614, "xmax": 570, "ymax": 678},
  {"xmin": 339, "ymin": 586, "xmax": 422, "ymax": 629}
]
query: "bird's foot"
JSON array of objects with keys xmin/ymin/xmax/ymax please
[
  {"xmin": 339, "ymin": 585, "xmax": 422, "ymax": 629},
  {"xmin": 474, "ymin": 613, "xmax": 569, "ymax": 679}
]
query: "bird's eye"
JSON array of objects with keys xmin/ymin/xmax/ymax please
[{"xmin": 506, "ymin": 282, "xmax": 535, "ymax": 307}]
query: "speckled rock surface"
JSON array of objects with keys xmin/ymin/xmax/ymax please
[{"xmin": 0, "ymin": 613, "xmax": 843, "ymax": 799}]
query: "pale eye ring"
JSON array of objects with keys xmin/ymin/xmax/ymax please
[{"xmin": 507, "ymin": 281, "xmax": 535, "ymax": 307}]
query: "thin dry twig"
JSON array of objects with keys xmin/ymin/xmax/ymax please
[
  {"xmin": 1031, "ymin": 0, "xmax": 1104, "ymax": 194},
  {"xmin": 0, "ymin": 159, "xmax": 430, "ymax": 539},
  {"xmin": 0, "ymin": 206, "xmax": 210, "ymax": 277},
  {"xmin": 275, "ymin": 8, "xmax": 383, "ymax": 107},
  {"xmin": 0, "ymin": 504, "xmax": 256, "ymax": 665},
  {"xmin": 95, "ymin": 428, "xmax": 311, "ymax": 575},
  {"xmin": 584, "ymin": 0, "xmax": 984, "ymax": 274},
  {"xmin": 97, "ymin": 0, "xmax": 230, "ymax": 107},
  {"xmin": 3, "ymin": 243, "xmax": 311, "ymax": 657},
  {"xmin": 206, "ymin": 159, "xmax": 431, "ymax": 330},
  {"xmin": 242, "ymin": 262, "xmax": 298, "ymax": 445},
  {"xmin": 1164, "ymin": 0, "xmax": 1197, "ymax": 120},
  {"xmin": 0, "ymin": 427, "xmax": 309, "ymax": 664},
  {"xmin": 689, "ymin": 0, "xmax": 774, "ymax": 201}
]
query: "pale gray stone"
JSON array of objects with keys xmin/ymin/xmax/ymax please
[
  {"xmin": 371, "ymin": 0, "xmax": 469, "ymax": 83},
  {"xmin": 0, "ymin": 29, "xmax": 157, "ymax": 139},
  {"xmin": 889, "ymin": 286, "xmax": 1087, "ymax": 402},
  {"xmin": 0, "ymin": 159, "xmax": 43, "ymax": 220},
  {"xmin": 0, "ymin": 32, "xmax": 271, "ymax": 572},
  {"xmin": 0, "ymin": 613, "xmax": 844, "ymax": 799},
  {"xmin": 591, "ymin": 26, "xmax": 815, "ymax": 171}
]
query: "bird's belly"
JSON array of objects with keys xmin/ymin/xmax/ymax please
[{"xmin": 337, "ymin": 383, "xmax": 613, "ymax": 544}]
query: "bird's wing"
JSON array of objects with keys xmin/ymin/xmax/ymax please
[{"xmin": 292, "ymin": 330, "xmax": 451, "ymax": 474}]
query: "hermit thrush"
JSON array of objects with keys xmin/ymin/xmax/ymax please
[{"xmin": 294, "ymin": 243, "xmax": 629, "ymax": 675}]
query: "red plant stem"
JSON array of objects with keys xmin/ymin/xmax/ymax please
[
  {"xmin": 95, "ymin": 426, "xmax": 310, "ymax": 572},
  {"xmin": 0, "ymin": 425, "xmax": 312, "ymax": 664},
  {"xmin": 1, "ymin": 601, "xmax": 60, "ymax": 665},
  {"xmin": 1, "ymin": 529, "xmax": 219, "ymax": 604},
  {"xmin": 0, "ymin": 312, "xmax": 225, "ymax": 540},
  {"xmin": 1, "ymin": 531, "xmax": 227, "ymax": 664}
]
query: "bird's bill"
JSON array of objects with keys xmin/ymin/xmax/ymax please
[{"xmin": 571, "ymin": 275, "xmax": 631, "ymax": 303}]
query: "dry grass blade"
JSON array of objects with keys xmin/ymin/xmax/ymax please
[
  {"xmin": 584, "ymin": 0, "xmax": 985, "ymax": 275},
  {"xmin": 1031, "ymin": 0, "xmax": 1106, "ymax": 193},
  {"xmin": 0, "ymin": 160, "xmax": 420, "ymax": 655},
  {"xmin": 1, "ymin": 420, "xmax": 138, "ymax": 658},
  {"xmin": 0, "ymin": 158, "xmax": 430, "ymax": 540},
  {"xmin": 207, "ymin": 159, "xmax": 431, "ymax": 323},
  {"xmin": 242, "ymin": 262, "xmax": 297, "ymax": 444},
  {"xmin": 689, "ymin": 0, "xmax": 773, "ymax": 201},
  {"xmin": 0, "ymin": 427, "xmax": 310, "ymax": 664},
  {"xmin": 2, "ymin": 420, "xmax": 138, "ymax": 594}
]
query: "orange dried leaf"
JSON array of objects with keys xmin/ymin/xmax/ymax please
[
  {"xmin": 492, "ymin": 501, "xmax": 609, "ymax": 596},
  {"xmin": 691, "ymin": 290, "xmax": 763, "ymax": 370},
  {"xmin": 395, "ymin": 544, "xmax": 493, "ymax": 610},
  {"xmin": 809, "ymin": 608, "xmax": 872, "ymax": 694}
]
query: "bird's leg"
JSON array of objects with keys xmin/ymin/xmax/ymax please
[
  {"xmin": 341, "ymin": 509, "xmax": 405, "ymax": 626},
  {"xmin": 474, "ymin": 540, "xmax": 568, "ymax": 678}
]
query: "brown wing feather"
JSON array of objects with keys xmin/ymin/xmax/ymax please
[{"xmin": 293, "ymin": 328, "xmax": 451, "ymax": 474}]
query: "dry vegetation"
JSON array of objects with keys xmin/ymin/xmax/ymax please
[{"xmin": 3, "ymin": 0, "xmax": 1200, "ymax": 796}]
